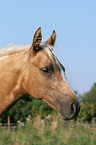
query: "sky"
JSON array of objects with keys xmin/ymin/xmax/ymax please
[{"xmin": 0, "ymin": 0, "xmax": 96, "ymax": 94}]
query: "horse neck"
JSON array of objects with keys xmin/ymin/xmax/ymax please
[{"xmin": 0, "ymin": 51, "xmax": 28, "ymax": 116}]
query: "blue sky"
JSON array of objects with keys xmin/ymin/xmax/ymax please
[{"xmin": 0, "ymin": 0, "xmax": 96, "ymax": 94}]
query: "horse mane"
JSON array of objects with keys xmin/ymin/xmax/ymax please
[
  {"xmin": 0, "ymin": 44, "xmax": 30, "ymax": 58},
  {"xmin": 0, "ymin": 43, "xmax": 57, "ymax": 59}
]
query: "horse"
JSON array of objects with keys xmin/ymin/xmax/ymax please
[{"xmin": 0, "ymin": 27, "xmax": 80, "ymax": 120}]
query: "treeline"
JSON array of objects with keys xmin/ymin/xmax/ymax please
[{"xmin": 0, "ymin": 83, "xmax": 96, "ymax": 123}]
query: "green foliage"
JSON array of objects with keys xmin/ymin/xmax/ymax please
[
  {"xmin": 83, "ymin": 83, "xmax": 96, "ymax": 107},
  {"xmin": 77, "ymin": 103, "xmax": 95, "ymax": 122},
  {"xmin": 77, "ymin": 83, "xmax": 96, "ymax": 122}
]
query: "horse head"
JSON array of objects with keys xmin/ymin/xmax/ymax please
[{"xmin": 24, "ymin": 27, "xmax": 80, "ymax": 120}]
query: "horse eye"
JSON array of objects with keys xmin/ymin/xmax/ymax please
[{"xmin": 42, "ymin": 67, "xmax": 50, "ymax": 73}]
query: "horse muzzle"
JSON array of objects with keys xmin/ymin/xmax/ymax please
[{"xmin": 59, "ymin": 100, "xmax": 80, "ymax": 120}]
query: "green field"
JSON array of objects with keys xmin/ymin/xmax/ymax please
[{"xmin": 0, "ymin": 115, "xmax": 96, "ymax": 145}]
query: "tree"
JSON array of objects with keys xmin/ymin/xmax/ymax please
[{"xmin": 77, "ymin": 83, "xmax": 96, "ymax": 122}]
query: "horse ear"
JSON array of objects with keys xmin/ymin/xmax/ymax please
[
  {"xmin": 30, "ymin": 27, "xmax": 42, "ymax": 53},
  {"xmin": 45, "ymin": 30, "xmax": 56, "ymax": 46}
]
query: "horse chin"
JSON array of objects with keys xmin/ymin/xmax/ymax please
[
  {"xmin": 59, "ymin": 114, "xmax": 69, "ymax": 120},
  {"xmin": 42, "ymin": 99, "xmax": 71, "ymax": 120},
  {"xmin": 59, "ymin": 112, "xmax": 74, "ymax": 120}
]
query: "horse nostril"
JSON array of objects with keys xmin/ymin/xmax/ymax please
[{"xmin": 71, "ymin": 103, "xmax": 76, "ymax": 114}]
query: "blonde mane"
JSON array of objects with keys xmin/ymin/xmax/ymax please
[
  {"xmin": 0, "ymin": 43, "xmax": 58, "ymax": 60},
  {"xmin": 0, "ymin": 43, "xmax": 30, "ymax": 58}
]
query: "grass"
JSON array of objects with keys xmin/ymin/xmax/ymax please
[{"xmin": 0, "ymin": 115, "xmax": 96, "ymax": 145}]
